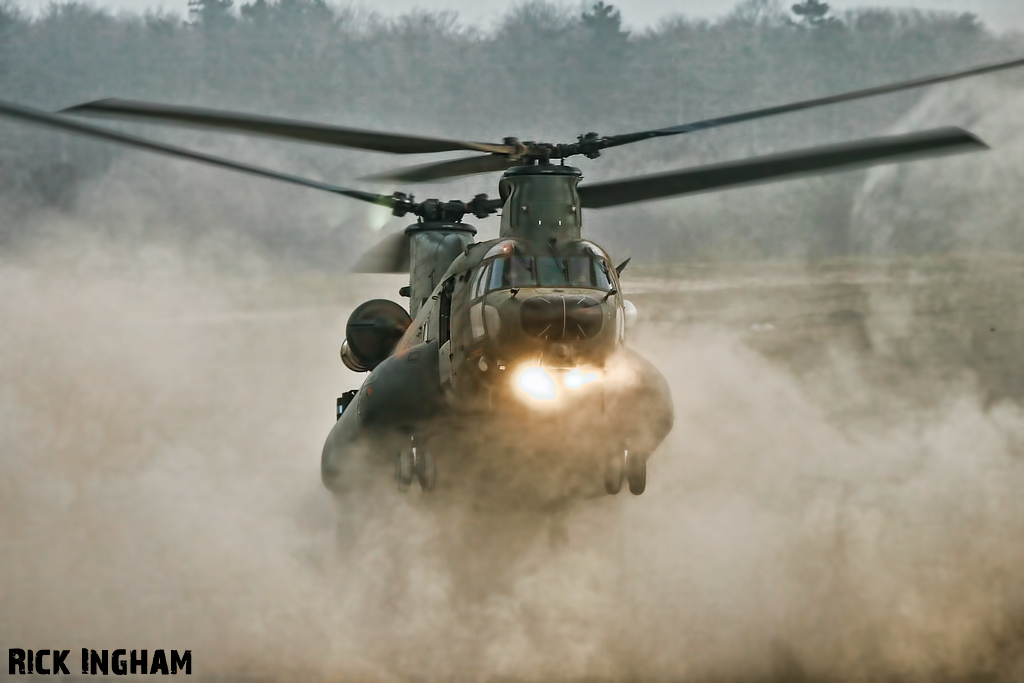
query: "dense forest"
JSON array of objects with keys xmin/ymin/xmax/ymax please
[{"xmin": 0, "ymin": 0, "xmax": 1020, "ymax": 265}]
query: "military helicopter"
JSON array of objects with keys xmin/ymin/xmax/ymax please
[{"xmin": 1, "ymin": 56, "xmax": 1022, "ymax": 502}]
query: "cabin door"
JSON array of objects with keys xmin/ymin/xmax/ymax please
[{"xmin": 438, "ymin": 278, "xmax": 455, "ymax": 386}]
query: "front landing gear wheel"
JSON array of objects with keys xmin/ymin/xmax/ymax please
[
  {"xmin": 414, "ymin": 448, "xmax": 436, "ymax": 492},
  {"xmin": 604, "ymin": 451, "xmax": 624, "ymax": 495},
  {"xmin": 626, "ymin": 451, "xmax": 646, "ymax": 495},
  {"xmin": 395, "ymin": 449, "xmax": 414, "ymax": 491}
]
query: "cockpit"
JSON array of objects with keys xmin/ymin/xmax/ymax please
[
  {"xmin": 456, "ymin": 239, "xmax": 622, "ymax": 405},
  {"xmin": 471, "ymin": 240, "xmax": 615, "ymax": 296}
]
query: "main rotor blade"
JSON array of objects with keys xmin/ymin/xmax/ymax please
[
  {"xmin": 600, "ymin": 56, "xmax": 1024, "ymax": 150},
  {"xmin": 62, "ymin": 98, "xmax": 516, "ymax": 156},
  {"xmin": 352, "ymin": 231, "xmax": 411, "ymax": 273},
  {"xmin": 578, "ymin": 127, "xmax": 986, "ymax": 208},
  {"xmin": 0, "ymin": 99, "xmax": 394, "ymax": 207},
  {"xmin": 366, "ymin": 153, "xmax": 517, "ymax": 183}
]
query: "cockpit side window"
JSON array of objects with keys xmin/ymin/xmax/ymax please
[
  {"xmin": 587, "ymin": 257, "xmax": 613, "ymax": 290},
  {"xmin": 471, "ymin": 263, "xmax": 490, "ymax": 300},
  {"xmin": 489, "ymin": 258, "xmax": 506, "ymax": 290}
]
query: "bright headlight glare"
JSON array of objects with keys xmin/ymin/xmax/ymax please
[
  {"xmin": 565, "ymin": 369, "xmax": 599, "ymax": 389},
  {"xmin": 518, "ymin": 367, "xmax": 557, "ymax": 401}
]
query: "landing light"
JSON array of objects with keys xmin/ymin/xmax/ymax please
[
  {"xmin": 565, "ymin": 369, "xmax": 599, "ymax": 389},
  {"xmin": 518, "ymin": 367, "xmax": 558, "ymax": 401},
  {"xmin": 514, "ymin": 365, "xmax": 602, "ymax": 403}
]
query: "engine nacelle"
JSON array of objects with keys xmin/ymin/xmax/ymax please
[{"xmin": 340, "ymin": 299, "xmax": 412, "ymax": 373}]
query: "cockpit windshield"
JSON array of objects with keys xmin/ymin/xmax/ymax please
[{"xmin": 486, "ymin": 254, "xmax": 613, "ymax": 291}]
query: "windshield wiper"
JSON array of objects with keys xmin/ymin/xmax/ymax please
[
  {"xmin": 584, "ymin": 246, "xmax": 613, "ymax": 288},
  {"xmin": 511, "ymin": 245, "xmax": 535, "ymax": 287},
  {"xmin": 548, "ymin": 241, "xmax": 567, "ymax": 275}
]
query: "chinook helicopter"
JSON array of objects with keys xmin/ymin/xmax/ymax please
[{"xmin": 1, "ymin": 56, "xmax": 1022, "ymax": 501}]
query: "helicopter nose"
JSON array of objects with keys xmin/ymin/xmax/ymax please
[{"xmin": 520, "ymin": 295, "xmax": 603, "ymax": 341}]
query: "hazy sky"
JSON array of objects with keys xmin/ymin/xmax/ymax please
[{"xmin": 17, "ymin": 0, "xmax": 1024, "ymax": 32}]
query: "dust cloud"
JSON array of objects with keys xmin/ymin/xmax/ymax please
[
  {"xmin": 3, "ymin": 228, "xmax": 1024, "ymax": 682},
  {"xmin": 5, "ymin": 65, "xmax": 1024, "ymax": 680}
]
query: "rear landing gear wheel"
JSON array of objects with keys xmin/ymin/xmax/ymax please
[
  {"xmin": 604, "ymin": 451, "xmax": 625, "ymax": 495},
  {"xmin": 626, "ymin": 451, "xmax": 646, "ymax": 495},
  {"xmin": 414, "ymin": 447, "xmax": 436, "ymax": 492},
  {"xmin": 395, "ymin": 449, "xmax": 414, "ymax": 492}
]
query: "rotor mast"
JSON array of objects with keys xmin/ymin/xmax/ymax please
[{"xmin": 497, "ymin": 164, "xmax": 583, "ymax": 244}]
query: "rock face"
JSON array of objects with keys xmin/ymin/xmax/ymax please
[{"xmin": 852, "ymin": 76, "xmax": 1024, "ymax": 254}]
